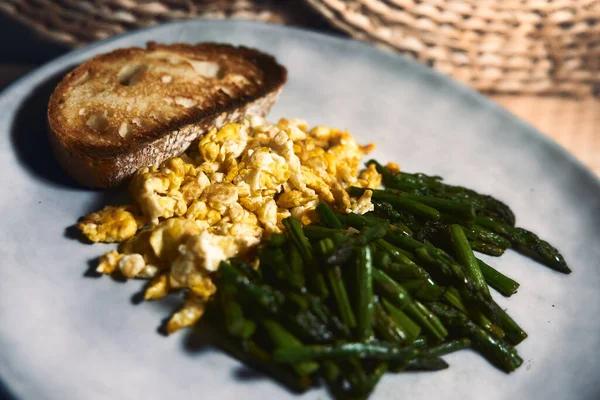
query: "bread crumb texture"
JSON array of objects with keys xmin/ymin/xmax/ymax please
[{"xmin": 56, "ymin": 46, "xmax": 265, "ymax": 146}]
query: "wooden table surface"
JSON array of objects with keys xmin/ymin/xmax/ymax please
[
  {"xmin": 1, "ymin": 64, "xmax": 598, "ymax": 177},
  {"xmin": 491, "ymin": 95, "xmax": 600, "ymax": 177}
]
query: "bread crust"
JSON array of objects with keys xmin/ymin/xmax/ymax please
[{"xmin": 47, "ymin": 42, "xmax": 287, "ymax": 188}]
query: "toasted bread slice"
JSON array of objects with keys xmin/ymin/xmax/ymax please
[{"xmin": 48, "ymin": 42, "xmax": 287, "ymax": 188}]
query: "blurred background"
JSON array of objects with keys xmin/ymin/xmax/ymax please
[{"xmin": 1, "ymin": 0, "xmax": 599, "ymax": 174}]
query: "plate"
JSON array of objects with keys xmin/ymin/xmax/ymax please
[{"xmin": 1, "ymin": 20, "xmax": 600, "ymax": 400}]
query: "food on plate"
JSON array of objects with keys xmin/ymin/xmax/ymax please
[
  {"xmin": 66, "ymin": 44, "xmax": 570, "ymax": 400},
  {"xmin": 77, "ymin": 116, "xmax": 379, "ymax": 332},
  {"xmin": 48, "ymin": 42, "xmax": 287, "ymax": 188},
  {"xmin": 76, "ymin": 118, "xmax": 570, "ymax": 400},
  {"xmin": 194, "ymin": 170, "xmax": 570, "ymax": 397}
]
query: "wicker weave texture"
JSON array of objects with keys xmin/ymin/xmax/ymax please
[
  {"xmin": 1, "ymin": 0, "xmax": 599, "ymax": 95},
  {"xmin": 0, "ymin": 0, "xmax": 312, "ymax": 46},
  {"xmin": 305, "ymin": 0, "xmax": 600, "ymax": 95}
]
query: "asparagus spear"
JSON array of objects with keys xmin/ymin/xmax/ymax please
[
  {"xmin": 372, "ymin": 201, "xmax": 401, "ymax": 221},
  {"xmin": 219, "ymin": 261, "xmax": 284, "ymax": 313},
  {"xmin": 377, "ymin": 262, "xmax": 428, "ymax": 282},
  {"xmin": 284, "ymin": 308, "xmax": 335, "ymax": 344},
  {"xmin": 261, "ymin": 319, "xmax": 320, "ymax": 376},
  {"xmin": 397, "ymin": 339, "xmax": 469, "ymax": 372},
  {"xmin": 216, "ymin": 334, "xmax": 312, "ymax": 394},
  {"xmin": 274, "ymin": 341, "xmax": 419, "ymax": 363},
  {"xmin": 357, "ymin": 218, "xmax": 504, "ymax": 325},
  {"xmin": 373, "ymin": 268, "xmax": 447, "ymax": 340},
  {"xmin": 469, "ymin": 241, "xmax": 506, "ymax": 257},
  {"xmin": 401, "ymin": 278, "xmax": 445, "ymax": 301},
  {"xmin": 442, "ymin": 286, "xmax": 505, "ymax": 339},
  {"xmin": 446, "ymin": 190, "xmax": 516, "ymax": 227},
  {"xmin": 405, "ymin": 356, "xmax": 449, "ymax": 371},
  {"xmin": 370, "ymin": 203, "xmax": 415, "ymax": 235},
  {"xmin": 321, "ymin": 360, "xmax": 341, "ymax": 384},
  {"xmin": 398, "ymin": 172, "xmax": 515, "ymax": 226},
  {"xmin": 335, "ymin": 362, "xmax": 388, "ymax": 399},
  {"xmin": 366, "ymin": 159, "xmax": 516, "ymax": 225},
  {"xmin": 229, "ymin": 257, "xmax": 262, "ymax": 281},
  {"xmin": 355, "ymin": 246, "xmax": 375, "ymax": 341},
  {"xmin": 373, "ymin": 299, "xmax": 408, "ymax": 343},
  {"xmin": 287, "ymin": 242, "xmax": 306, "ymax": 290},
  {"xmin": 221, "ymin": 262, "xmax": 334, "ymax": 343},
  {"xmin": 411, "ymin": 244, "xmax": 504, "ymax": 325},
  {"xmin": 358, "ymin": 223, "xmax": 391, "ymax": 245},
  {"xmin": 425, "ymin": 338, "xmax": 472, "ymax": 357},
  {"xmin": 349, "ymin": 187, "xmax": 441, "ymax": 221},
  {"xmin": 363, "ymin": 362, "xmax": 388, "ymax": 395},
  {"xmin": 329, "ymin": 358, "xmax": 373, "ymax": 400},
  {"xmin": 391, "ymin": 221, "xmax": 414, "ymax": 237},
  {"xmin": 442, "ymin": 286, "xmax": 469, "ymax": 314},
  {"xmin": 259, "ymin": 246, "xmax": 293, "ymax": 286},
  {"xmin": 477, "ymin": 258, "xmax": 520, "ymax": 297},
  {"xmin": 316, "ymin": 203, "xmax": 343, "ymax": 229},
  {"xmin": 283, "ymin": 217, "xmax": 313, "ymax": 262},
  {"xmin": 313, "ymin": 223, "xmax": 389, "ymax": 267},
  {"xmin": 336, "ymin": 211, "xmax": 388, "ymax": 229},
  {"xmin": 305, "ymin": 291, "xmax": 351, "ymax": 339},
  {"xmin": 283, "ymin": 217, "xmax": 330, "ymax": 298},
  {"xmin": 268, "ymin": 233, "xmax": 287, "ymax": 247},
  {"xmin": 411, "ymin": 336, "xmax": 429, "ymax": 348},
  {"xmin": 372, "ymin": 268, "xmax": 414, "ymax": 309},
  {"xmin": 218, "ymin": 280, "xmax": 256, "ymax": 339},
  {"xmin": 387, "ymin": 189, "xmax": 476, "ymax": 223},
  {"xmin": 411, "ymin": 300, "xmax": 449, "ymax": 341},
  {"xmin": 327, "ymin": 265, "xmax": 357, "ymax": 329},
  {"xmin": 374, "ymin": 239, "xmax": 419, "ymax": 266},
  {"xmin": 496, "ymin": 305, "xmax": 528, "ymax": 345},
  {"xmin": 382, "ymin": 299, "xmax": 422, "ymax": 342},
  {"xmin": 468, "ymin": 225, "xmax": 512, "ymax": 248},
  {"xmin": 366, "ymin": 159, "xmax": 431, "ymax": 195},
  {"xmin": 475, "ymin": 216, "xmax": 571, "ymax": 273},
  {"xmin": 285, "ymin": 292, "xmax": 310, "ymax": 312},
  {"xmin": 317, "ymin": 238, "xmax": 357, "ymax": 330},
  {"xmin": 429, "ymin": 302, "xmax": 523, "ymax": 372},
  {"xmin": 449, "ymin": 224, "xmax": 490, "ymax": 298}
]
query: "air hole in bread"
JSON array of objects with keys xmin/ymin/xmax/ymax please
[
  {"xmin": 86, "ymin": 113, "xmax": 109, "ymax": 132},
  {"xmin": 147, "ymin": 52, "xmax": 182, "ymax": 64},
  {"xmin": 118, "ymin": 64, "xmax": 148, "ymax": 86},
  {"xmin": 219, "ymin": 87, "xmax": 234, "ymax": 97},
  {"xmin": 72, "ymin": 70, "xmax": 90, "ymax": 86},
  {"xmin": 174, "ymin": 96, "xmax": 198, "ymax": 108},
  {"xmin": 132, "ymin": 118, "xmax": 145, "ymax": 127},
  {"xmin": 145, "ymin": 51, "xmax": 224, "ymax": 79},
  {"xmin": 187, "ymin": 60, "xmax": 225, "ymax": 79},
  {"xmin": 118, "ymin": 122, "xmax": 131, "ymax": 138}
]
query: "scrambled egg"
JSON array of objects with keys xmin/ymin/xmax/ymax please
[
  {"xmin": 77, "ymin": 206, "xmax": 143, "ymax": 243},
  {"xmin": 78, "ymin": 115, "xmax": 380, "ymax": 332}
]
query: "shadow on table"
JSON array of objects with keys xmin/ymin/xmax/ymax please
[
  {"xmin": 10, "ymin": 65, "xmax": 133, "ymax": 222},
  {"xmin": 10, "ymin": 65, "xmax": 83, "ymax": 189}
]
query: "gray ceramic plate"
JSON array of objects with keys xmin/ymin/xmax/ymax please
[{"xmin": 1, "ymin": 20, "xmax": 599, "ymax": 400}]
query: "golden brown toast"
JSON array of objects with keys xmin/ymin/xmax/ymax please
[{"xmin": 48, "ymin": 42, "xmax": 287, "ymax": 188}]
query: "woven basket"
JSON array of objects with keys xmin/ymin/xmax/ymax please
[
  {"xmin": 305, "ymin": 0, "xmax": 600, "ymax": 95},
  {"xmin": 2, "ymin": 0, "xmax": 599, "ymax": 95},
  {"xmin": 0, "ymin": 0, "xmax": 315, "ymax": 46}
]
